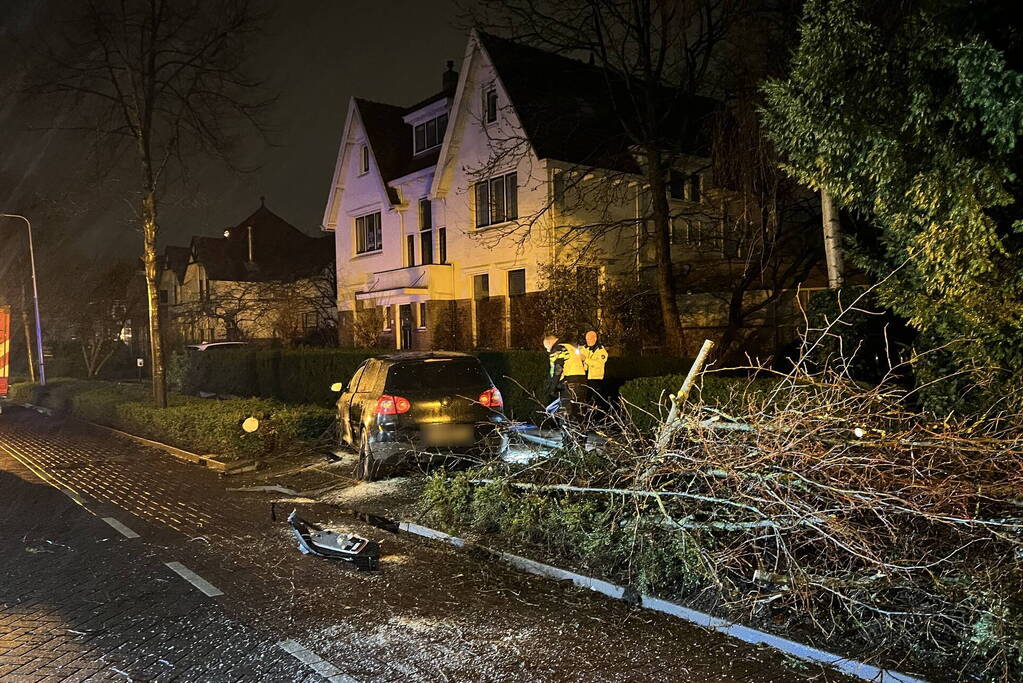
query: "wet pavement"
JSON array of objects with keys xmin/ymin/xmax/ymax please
[{"xmin": 0, "ymin": 404, "xmax": 852, "ymax": 682}]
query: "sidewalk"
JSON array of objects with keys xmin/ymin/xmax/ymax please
[{"xmin": 1, "ymin": 404, "xmax": 850, "ymax": 682}]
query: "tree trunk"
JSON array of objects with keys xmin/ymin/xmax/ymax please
[
  {"xmin": 645, "ymin": 147, "xmax": 685, "ymax": 355},
  {"xmin": 142, "ymin": 189, "xmax": 167, "ymax": 408},
  {"xmin": 21, "ymin": 285, "xmax": 35, "ymax": 382},
  {"xmin": 718, "ymin": 284, "xmax": 747, "ymax": 359},
  {"xmin": 821, "ymin": 189, "xmax": 844, "ymax": 290}
]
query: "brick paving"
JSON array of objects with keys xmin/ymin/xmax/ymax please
[
  {"xmin": 0, "ymin": 450, "xmax": 317, "ymax": 682},
  {"xmin": 0, "ymin": 405, "xmax": 853, "ymax": 682}
]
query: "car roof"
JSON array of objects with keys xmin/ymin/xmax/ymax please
[{"xmin": 371, "ymin": 351, "xmax": 475, "ymax": 363}]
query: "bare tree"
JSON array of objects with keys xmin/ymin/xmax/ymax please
[
  {"xmin": 72, "ymin": 263, "xmax": 145, "ymax": 377},
  {"xmin": 465, "ymin": 0, "xmax": 740, "ymax": 355},
  {"xmin": 29, "ymin": 0, "xmax": 273, "ymax": 406}
]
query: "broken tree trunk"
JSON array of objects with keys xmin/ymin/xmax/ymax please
[{"xmin": 654, "ymin": 339, "xmax": 715, "ymax": 452}]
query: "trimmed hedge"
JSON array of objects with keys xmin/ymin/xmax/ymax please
[
  {"xmin": 7, "ymin": 379, "xmax": 333, "ymax": 459},
  {"xmin": 169, "ymin": 346, "xmax": 697, "ymax": 421},
  {"xmin": 619, "ymin": 373, "xmax": 781, "ymax": 433}
]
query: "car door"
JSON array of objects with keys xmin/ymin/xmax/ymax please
[{"xmin": 339, "ymin": 362, "xmax": 367, "ymax": 445}]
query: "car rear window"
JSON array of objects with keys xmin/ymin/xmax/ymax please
[{"xmin": 385, "ymin": 359, "xmax": 491, "ymax": 392}]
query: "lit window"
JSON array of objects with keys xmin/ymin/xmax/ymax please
[
  {"xmin": 474, "ymin": 172, "xmax": 517, "ymax": 228},
  {"xmin": 355, "ymin": 212, "xmax": 382, "ymax": 254}
]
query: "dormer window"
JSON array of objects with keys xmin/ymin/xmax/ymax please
[
  {"xmin": 413, "ymin": 113, "xmax": 448, "ymax": 154},
  {"xmin": 359, "ymin": 144, "xmax": 370, "ymax": 174},
  {"xmin": 483, "ymin": 85, "xmax": 498, "ymax": 124}
]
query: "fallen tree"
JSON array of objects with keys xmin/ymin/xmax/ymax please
[{"xmin": 423, "ymin": 322, "xmax": 1023, "ymax": 681}]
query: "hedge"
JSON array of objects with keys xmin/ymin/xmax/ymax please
[
  {"xmin": 169, "ymin": 346, "xmax": 696, "ymax": 421},
  {"xmin": 7, "ymin": 379, "xmax": 334, "ymax": 460},
  {"xmin": 619, "ymin": 373, "xmax": 781, "ymax": 433}
]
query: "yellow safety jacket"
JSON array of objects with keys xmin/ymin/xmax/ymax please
[
  {"xmin": 583, "ymin": 344, "xmax": 608, "ymax": 380},
  {"xmin": 549, "ymin": 343, "xmax": 586, "ymax": 380}
]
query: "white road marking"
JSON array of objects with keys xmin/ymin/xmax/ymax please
[
  {"xmin": 101, "ymin": 517, "xmax": 140, "ymax": 539},
  {"xmin": 164, "ymin": 561, "xmax": 224, "ymax": 597},
  {"xmin": 277, "ymin": 640, "xmax": 356, "ymax": 683}
]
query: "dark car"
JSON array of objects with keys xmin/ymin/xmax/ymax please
[{"xmin": 333, "ymin": 352, "xmax": 508, "ymax": 480}]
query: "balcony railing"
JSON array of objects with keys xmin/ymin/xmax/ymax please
[{"xmin": 357, "ymin": 263, "xmax": 454, "ymax": 299}]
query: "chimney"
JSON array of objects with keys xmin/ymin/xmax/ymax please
[
  {"xmin": 442, "ymin": 60, "xmax": 458, "ymax": 92},
  {"xmin": 247, "ymin": 225, "xmax": 254, "ymax": 263}
]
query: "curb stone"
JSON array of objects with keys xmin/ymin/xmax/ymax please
[{"xmin": 389, "ymin": 519, "xmax": 926, "ymax": 683}]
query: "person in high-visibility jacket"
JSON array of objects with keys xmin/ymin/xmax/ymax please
[
  {"xmin": 543, "ymin": 334, "xmax": 587, "ymax": 425},
  {"xmin": 582, "ymin": 330, "xmax": 608, "ymax": 409}
]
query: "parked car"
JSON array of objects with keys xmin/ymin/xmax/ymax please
[{"xmin": 333, "ymin": 352, "xmax": 509, "ymax": 480}]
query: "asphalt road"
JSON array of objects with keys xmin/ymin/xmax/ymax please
[{"xmin": 0, "ymin": 403, "xmax": 850, "ymax": 682}]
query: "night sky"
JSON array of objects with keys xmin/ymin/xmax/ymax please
[{"xmin": 0, "ymin": 0, "xmax": 467, "ymax": 280}]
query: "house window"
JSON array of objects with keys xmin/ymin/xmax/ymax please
[
  {"xmin": 303, "ymin": 312, "xmax": 318, "ymax": 330},
  {"xmin": 418, "ymin": 302, "xmax": 428, "ymax": 328},
  {"xmin": 413, "ymin": 114, "xmax": 448, "ymax": 154},
  {"xmin": 473, "ymin": 273, "xmax": 490, "ymax": 300},
  {"xmin": 406, "ymin": 234, "xmax": 415, "ymax": 266},
  {"xmin": 419, "ymin": 198, "xmax": 432, "ymax": 230},
  {"xmin": 483, "ymin": 85, "xmax": 498, "ymax": 124},
  {"xmin": 420, "ymin": 229, "xmax": 433, "ymax": 265},
  {"xmin": 474, "ymin": 172, "xmax": 517, "ymax": 228},
  {"xmin": 382, "ymin": 305, "xmax": 392, "ymax": 330},
  {"xmin": 438, "ymin": 227, "xmax": 447, "ymax": 263},
  {"xmin": 359, "ymin": 145, "xmax": 370, "ymax": 174},
  {"xmin": 355, "ymin": 212, "xmax": 382, "ymax": 254},
  {"xmin": 668, "ymin": 170, "xmax": 685, "ymax": 200},
  {"xmin": 507, "ymin": 269, "xmax": 526, "ymax": 297},
  {"xmin": 158, "ymin": 289, "xmax": 169, "ymax": 304},
  {"xmin": 686, "ymin": 173, "xmax": 703, "ymax": 202}
]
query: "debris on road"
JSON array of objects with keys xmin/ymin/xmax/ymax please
[{"xmin": 288, "ymin": 509, "xmax": 380, "ymax": 571}]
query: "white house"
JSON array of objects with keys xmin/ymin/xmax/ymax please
[{"xmin": 321, "ymin": 30, "xmax": 820, "ymax": 354}]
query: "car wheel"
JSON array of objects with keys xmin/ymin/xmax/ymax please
[{"xmin": 356, "ymin": 434, "xmax": 381, "ymax": 482}]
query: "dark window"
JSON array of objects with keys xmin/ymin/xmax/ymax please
[
  {"xmin": 419, "ymin": 198, "xmax": 432, "ymax": 230},
  {"xmin": 507, "ymin": 269, "xmax": 526, "ymax": 297},
  {"xmin": 474, "ymin": 181, "xmax": 489, "ymax": 228},
  {"xmin": 473, "ymin": 273, "xmax": 490, "ymax": 300},
  {"xmin": 413, "ymin": 114, "xmax": 448, "ymax": 154},
  {"xmin": 668, "ymin": 170, "xmax": 685, "ymax": 200},
  {"xmin": 475, "ymin": 172, "xmax": 517, "ymax": 227},
  {"xmin": 360, "ymin": 145, "xmax": 370, "ymax": 174},
  {"xmin": 687, "ymin": 173, "xmax": 702, "ymax": 202},
  {"xmin": 355, "ymin": 212, "xmax": 382, "ymax": 254},
  {"xmin": 385, "ymin": 359, "xmax": 491, "ymax": 392},
  {"xmin": 484, "ymin": 86, "xmax": 498, "ymax": 124},
  {"xmin": 406, "ymin": 234, "xmax": 415, "ymax": 266},
  {"xmin": 418, "ymin": 302, "xmax": 428, "ymax": 328},
  {"xmin": 438, "ymin": 228, "xmax": 447, "ymax": 263},
  {"xmin": 420, "ymin": 230, "xmax": 433, "ymax": 265},
  {"xmin": 158, "ymin": 289, "xmax": 169, "ymax": 304}
]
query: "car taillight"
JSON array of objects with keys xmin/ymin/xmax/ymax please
[
  {"xmin": 479, "ymin": 387, "xmax": 503, "ymax": 408},
  {"xmin": 375, "ymin": 395, "xmax": 411, "ymax": 415}
]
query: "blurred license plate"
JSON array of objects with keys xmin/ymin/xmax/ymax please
[{"xmin": 421, "ymin": 423, "xmax": 475, "ymax": 447}]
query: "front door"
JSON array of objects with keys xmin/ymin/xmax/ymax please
[{"xmin": 399, "ymin": 304, "xmax": 414, "ymax": 350}]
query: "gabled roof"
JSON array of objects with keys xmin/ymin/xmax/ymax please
[
  {"xmin": 182, "ymin": 203, "xmax": 333, "ymax": 283},
  {"xmin": 476, "ymin": 31, "xmax": 718, "ymax": 172},
  {"xmin": 161, "ymin": 245, "xmax": 191, "ymax": 284},
  {"xmin": 354, "ymin": 98, "xmax": 443, "ymax": 204}
]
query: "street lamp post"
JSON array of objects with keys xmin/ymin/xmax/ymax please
[{"xmin": 1, "ymin": 214, "xmax": 46, "ymax": 386}]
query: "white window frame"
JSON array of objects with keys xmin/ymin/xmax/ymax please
[
  {"xmin": 483, "ymin": 85, "xmax": 498, "ymax": 125},
  {"xmin": 474, "ymin": 171, "xmax": 518, "ymax": 228},
  {"xmin": 359, "ymin": 144, "xmax": 370, "ymax": 175},
  {"xmin": 413, "ymin": 114, "xmax": 448, "ymax": 155},
  {"xmin": 354, "ymin": 211, "xmax": 382, "ymax": 255}
]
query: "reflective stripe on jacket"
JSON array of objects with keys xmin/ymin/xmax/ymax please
[{"xmin": 583, "ymin": 344, "xmax": 608, "ymax": 380}]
